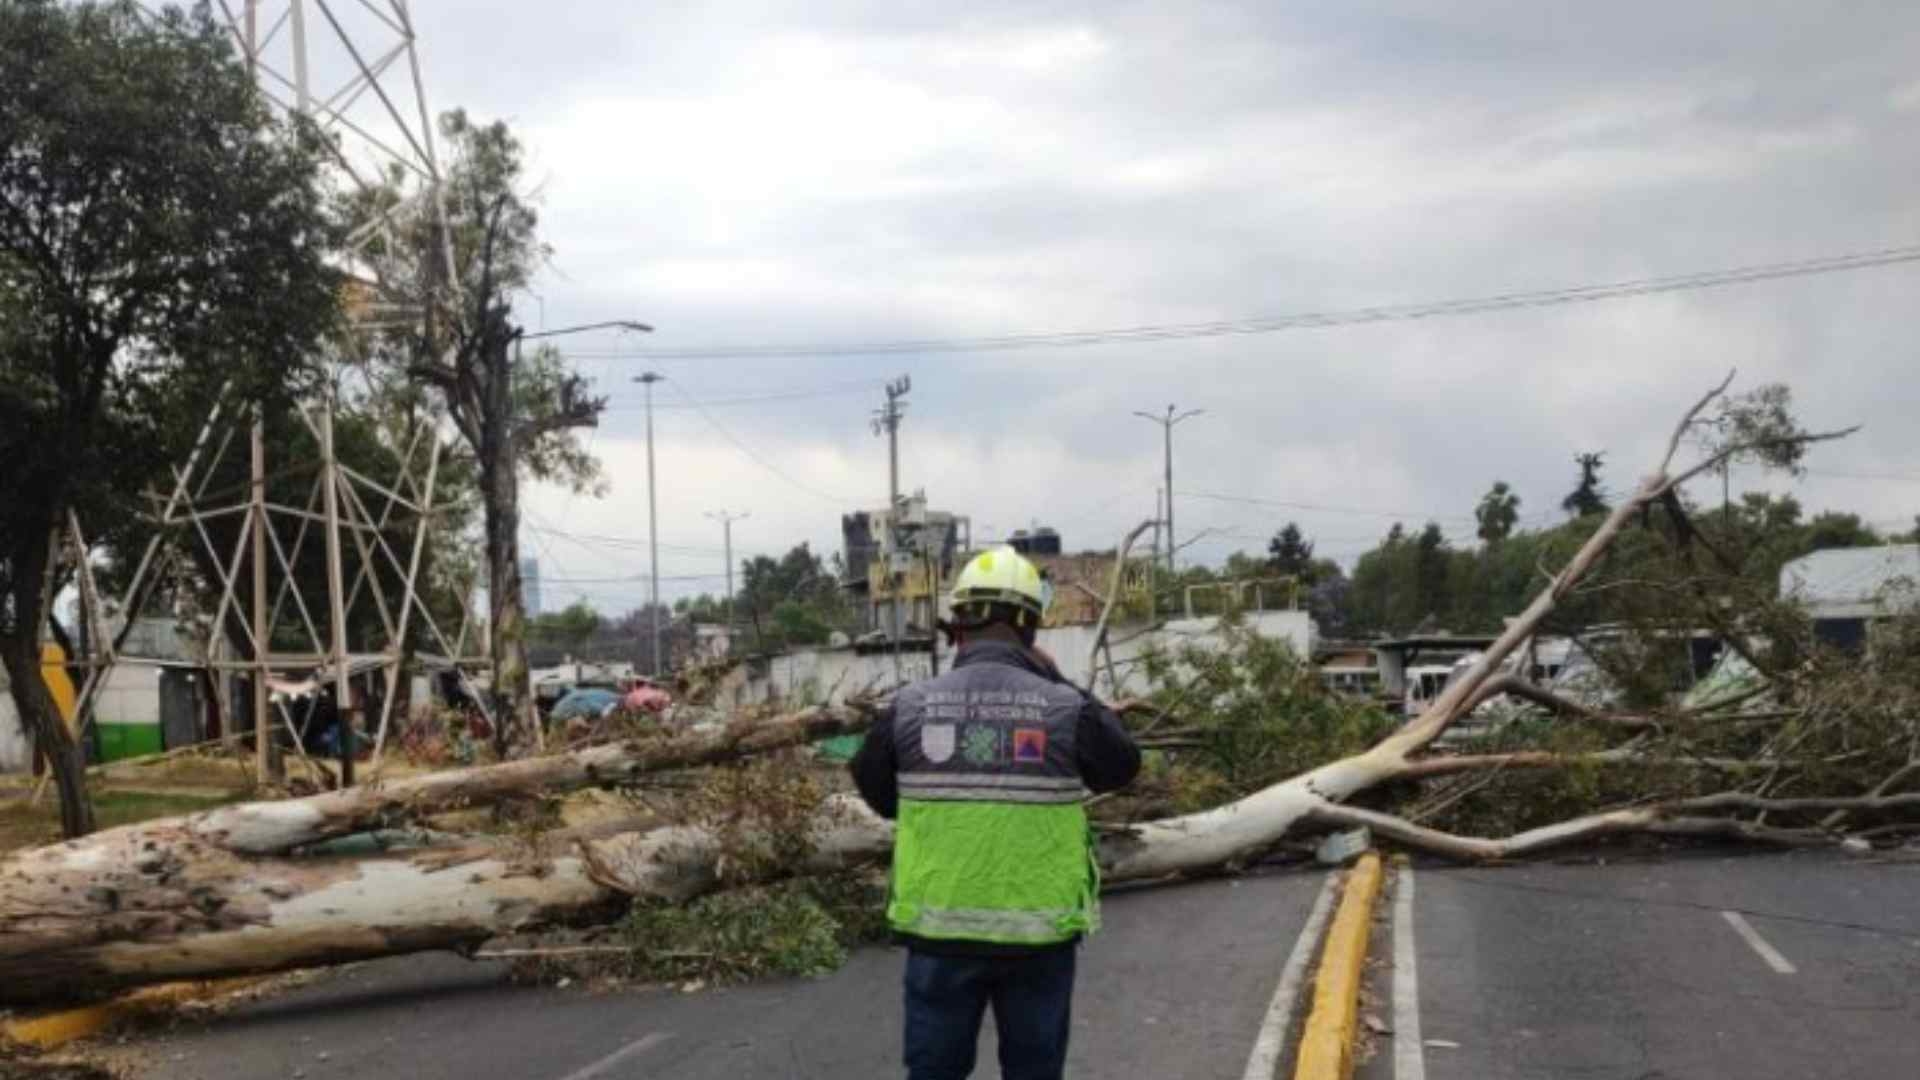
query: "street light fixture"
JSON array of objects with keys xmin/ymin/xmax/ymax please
[
  {"xmin": 510, "ymin": 316, "xmax": 655, "ymax": 667},
  {"xmin": 1134, "ymin": 405, "xmax": 1204, "ymax": 575}
]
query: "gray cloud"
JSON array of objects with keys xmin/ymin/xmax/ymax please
[{"xmin": 337, "ymin": 1, "xmax": 1920, "ymax": 603}]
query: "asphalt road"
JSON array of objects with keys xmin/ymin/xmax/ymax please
[
  {"xmin": 1360, "ymin": 851, "xmax": 1920, "ymax": 1080},
  {"xmin": 142, "ymin": 868, "xmax": 1329, "ymax": 1080}
]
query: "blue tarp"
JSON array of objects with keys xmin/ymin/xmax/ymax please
[{"xmin": 551, "ymin": 687, "xmax": 622, "ymax": 720}]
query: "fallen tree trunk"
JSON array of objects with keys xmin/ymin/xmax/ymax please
[
  {"xmin": 0, "ymin": 794, "xmax": 895, "ymax": 1005},
  {"xmin": 193, "ymin": 705, "xmax": 875, "ymax": 854},
  {"xmin": 0, "ymin": 374, "xmax": 1886, "ymax": 1007}
]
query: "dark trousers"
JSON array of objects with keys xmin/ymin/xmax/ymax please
[{"xmin": 903, "ymin": 946, "xmax": 1076, "ymax": 1080}]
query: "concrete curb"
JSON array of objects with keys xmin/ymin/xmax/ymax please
[{"xmin": 1292, "ymin": 852, "xmax": 1384, "ymax": 1080}]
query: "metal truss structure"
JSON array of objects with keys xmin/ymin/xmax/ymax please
[
  {"xmin": 60, "ymin": 391, "xmax": 488, "ymax": 786},
  {"xmin": 50, "ymin": 2, "xmax": 487, "ymax": 786}
]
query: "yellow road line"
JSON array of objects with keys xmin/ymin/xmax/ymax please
[
  {"xmin": 1293, "ymin": 852, "xmax": 1384, "ymax": 1080},
  {"xmin": 2, "ymin": 978, "xmax": 262, "ymax": 1050},
  {"xmin": 2, "ymin": 1004, "xmax": 117, "ymax": 1051}
]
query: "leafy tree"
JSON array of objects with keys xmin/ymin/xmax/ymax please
[
  {"xmin": 674, "ymin": 593, "xmax": 726, "ymax": 624},
  {"xmin": 1304, "ymin": 561, "xmax": 1352, "ymax": 639},
  {"xmin": 0, "ymin": 0, "xmax": 339, "ymax": 835},
  {"xmin": 1266, "ymin": 522, "xmax": 1317, "ymax": 583},
  {"xmin": 739, "ymin": 543, "xmax": 850, "ymax": 652},
  {"xmin": 1475, "ymin": 481, "xmax": 1521, "ymax": 544},
  {"xmin": 531, "ymin": 600, "xmax": 602, "ymax": 653},
  {"xmin": 1414, "ymin": 522, "xmax": 1450, "ymax": 624},
  {"xmin": 1562, "ymin": 452, "xmax": 1610, "ymax": 518}
]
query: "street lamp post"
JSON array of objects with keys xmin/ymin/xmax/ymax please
[
  {"xmin": 1133, "ymin": 405, "xmax": 1204, "ymax": 575},
  {"xmin": 634, "ymin": 372, "xmax": 665, "ymax": 675}
]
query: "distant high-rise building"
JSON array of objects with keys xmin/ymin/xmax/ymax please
[{"xmin": 520, "ymin": 558, "xmax": 542, "ymax": 617}]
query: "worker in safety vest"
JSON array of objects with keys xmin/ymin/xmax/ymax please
[{"xmin": 852, "ymin": 545, "xmax": 1141, "ymax": 1080}]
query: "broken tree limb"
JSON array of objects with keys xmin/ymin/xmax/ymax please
[
  {"xmin": 1394, "ymin": 749, "xmax": 1778, "ymax": 780},
  {"xmin": 1084, "ymin": 519, "xmax": 1157, "ymax": 697},
  {"xmin": 189, "ymin": 704, "xmax": 876, "ymax": 855},
  {"xmin": 0, "ymin": 794, "xmax": 894, "ymax": 1006},
  {"xmin": 1303, "ymin": 801, "xmax": 1840, "ymax": 861},
  {"xmin": 1304, "ymin": 790, "xmax": 1920, "ymax": 861}
]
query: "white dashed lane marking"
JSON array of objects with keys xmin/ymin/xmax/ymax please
[
  {"xmin": 1393, "ymin": 867, "xmax": 1427, "ymax": 1080},
  {"xmin": 553, "ymin": 1031, "xmax": 675, "ymax": 1080},
  {"xmin": 1722, "ymin": 911, "xmax": 1798, "ymax": 975}
]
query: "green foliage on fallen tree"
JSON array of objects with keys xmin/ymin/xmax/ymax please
[{"xmin": 1133, "ymin": 616, "xmax": 1397, "ymax": 811}]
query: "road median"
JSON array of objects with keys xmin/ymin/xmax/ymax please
[{"xmin": 1292, "ymin": 852, "xmax": 1384, "ymax": 1080}]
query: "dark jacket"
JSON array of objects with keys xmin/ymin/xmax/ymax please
[{"xmin": 849, "ymin": 640, "xmax": 1142, "ymax": 955}]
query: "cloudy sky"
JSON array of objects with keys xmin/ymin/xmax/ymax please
[{"xmin": 304, "ymin": 1, "xmax": 1920, "ymax": 612}]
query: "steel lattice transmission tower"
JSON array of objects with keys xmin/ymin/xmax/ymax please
[
  {"xmin": 53, "ymin": 3, "xmax": 486, "ymax": 788},
  {"xmin": 219, "ymin": 1, "xmax": 458, "ymax": 297}
]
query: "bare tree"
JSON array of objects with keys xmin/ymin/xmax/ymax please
[{"xmin": 377, "ymin": 113, "xmax": 608, "ymax": 752}]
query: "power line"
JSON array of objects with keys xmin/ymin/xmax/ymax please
[
  {"xmin": 563, "ymin": 243, "xmax": 1920, "ymax": 360},
  {"xmin": 1185, "ymin": 490, "xmax": 1480, "ymax": 523},
  {"xmin": 601, "ymin": 380, "xmax": 881, "ymax": 411},
  {"xmin": 524, "ymin": 522, "xmax": 732, "ymax": 557},
  {"xmin": 1805, "ymin": 467, "xmax": 1920, "ymax": 485},
  {"xmin": 539, "ymin": 572, "xmax": 733, "ymax": 585},
  {"xmin": 668, "ymin": 380, "xmax": 861, "ymax": 506}
]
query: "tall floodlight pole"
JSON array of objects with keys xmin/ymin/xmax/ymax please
[
  {"xmin": 1134, "ymin": 405, "xmax": 1204, "ymax": 575},
  {"xmin": 634, "ymin": 373, "xmax": 666, "ymax": 675},
  {"xmin": 873, "ymin": 376, "xmax": 912, "ymax": 681}
]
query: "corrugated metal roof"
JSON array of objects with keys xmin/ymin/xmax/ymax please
[{"xmin": 1780, "ymin": 544, "xmax": 1920, "ymax": 609}]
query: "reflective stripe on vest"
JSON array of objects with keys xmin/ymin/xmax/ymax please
[
  {"xmin": 898, "ymin": 905, "xmax": 1093, "ymax": 941},
  {"xmin": 899, "ymin": 771, "xmax": 1085, "ymax": 804}
]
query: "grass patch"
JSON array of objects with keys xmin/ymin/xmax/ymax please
[{"xmin": 0, "ymin": 788, "xmax": 243, "ymax": 854}]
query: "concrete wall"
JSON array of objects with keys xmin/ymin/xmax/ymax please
[
  {"xmin": 740, "ymin": 610, "xmax": 1315, "ymax": 706},
  {"xmin": 93, "ymin": 664, "xmax": 162, "ymax": 727}
]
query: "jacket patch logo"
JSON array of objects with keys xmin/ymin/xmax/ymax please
[
  {"xmin": 1013, "ymin": 728, "xmax": 1047, "ymax": 764},
  {"xmin": 921, "ymin": 723, "xmax": 956, "ymax": 764},
  {"xmin": 961, "ymin": 725, "xmax": 1002, "ymax": 766}
]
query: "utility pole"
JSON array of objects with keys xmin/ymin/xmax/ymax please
[
  {"xmin": 1133, "ymin": 405, "xmax": 1204, "ymax": 576},
  {"xmin": 705, "ymin": 510, "xmax": 749, "ymax": 639},
  {"xmin": 634, "ymin": 372, "xmax": 665, "ymax": 676},
  {"xmin": 249, "ymin": 407, "xmax": 279, "ymax": 781},
  {"xmin": 873, "ymin": 375, "xmax": 911, "ymax": 682},
  {"xmin": 319, "ymin": 392, "xmax": 353, "ymax": 787}
]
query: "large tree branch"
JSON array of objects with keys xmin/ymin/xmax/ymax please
[
  {"xmin": 1084, "ymin": 519, "xmax": 1156, "ymax": 695},
  {"xmin": 513, "ymin": 399, "xmax": 602, "ymax": 448},
  {"xmin": 406, "ymin": 358, "xmax": 461, "ymax": 392},
  {"xmin": 1658, "ymin": 426, "xmax": 1861, "ymax": 497},
  {"xmin": 1306, "ymin": 801, "xmax": 1845, "ymax": 862},
  {"xmin": 1396, "ymin": 749, "xmax": 1777, "ymax": 780},
  {"xmin": 188, "ymin": 703, "xmax": 876, "ymax": 854},
  {"xmin": 1379, "ymin": 372, "xmax": 1853, "ymax": 759}
]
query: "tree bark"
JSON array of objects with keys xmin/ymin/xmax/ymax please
[
  {"xmin": 3, "ymin": 523, "xmax": 95, "ymax": 838},
  {"xmin": 479, "ymin": 413, "xmax": 535, "ymax": 756}
]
